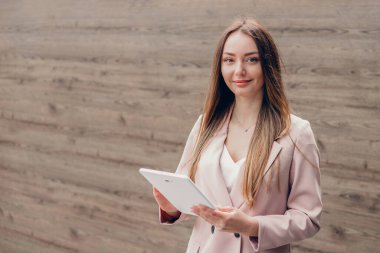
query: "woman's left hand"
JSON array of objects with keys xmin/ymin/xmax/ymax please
[{"xmin": 191, "ymin": 205, "xmax": 258, "ymax": 237}]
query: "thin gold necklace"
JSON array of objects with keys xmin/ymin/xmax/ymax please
[{"xmin": 234, "ymin": 114, "xmax": 255, "ymax": 133}]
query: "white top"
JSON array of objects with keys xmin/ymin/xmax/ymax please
[{"xmin": 220, "ymin": 144, "xmax": 246, "ymax": 193}]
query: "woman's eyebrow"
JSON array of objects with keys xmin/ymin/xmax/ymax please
[{"xmin": 223, "ymin": 51, "xmax": 259, "ymax": 56}]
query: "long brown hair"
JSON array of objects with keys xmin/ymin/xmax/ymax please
[{"xmin": 189, "ymin": 18, "xmax": 291, "ymax": 207}]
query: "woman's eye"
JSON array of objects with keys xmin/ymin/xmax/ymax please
[
  {"xmin": 247, "ymin": 57, "xmax": 259, "ymax": 63},
  {"xmin": 223, "ymin": 58, "xmax": 234, "ymax": 63}
]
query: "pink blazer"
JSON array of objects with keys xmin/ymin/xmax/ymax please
[{"xmin": 159, "ymin": 110, "xmax": 322, "ymax": 253}]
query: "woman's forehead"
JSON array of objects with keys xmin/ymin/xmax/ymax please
[{"xmin": 223, "ymin": 31, "xmax": 259, "ymax": 55}]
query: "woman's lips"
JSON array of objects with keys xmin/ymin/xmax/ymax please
[{"xmin": 233, "ymin": 80, "xmax": 252, "ymax": 87}]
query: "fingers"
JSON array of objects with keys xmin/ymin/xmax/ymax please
[
  {"xmin": 217, "ymin": 206, "xmax": 234, "ymax": 212},
  {"xmin": 191, "ymin": 205, "xmax": 246, "ymax": 235},
  {"xmin": 152, "ymin": 188, "xmax": 178, "ymax": 214},
  {"xmin": 193, "ymin": 205, "xmax": 234, "ymax": 213},
  {"xmin": 192, "ymin": 205, "xmax": 226, "ymax": 225},
  {"xmin": 191, "ymin": 204, "xmax": 212, "ymax": 214},
  {"xmin": 153, "ymin": 187, "xmax": 165, "ymax": 199},
  {"xmin": 152, "ymin": 187, "xmax": 160, "ymax": 195},
  {"xmin": 191, "ymin": 205, "xmax": 239, "ymax": 231},
  {"xmin": 152, "ymin": 188, "xmax": 162, "ymax": 201},
  {"xmin": 212, "ymin": 209, "xmax": 228, "ymax": 219},
  {"xmin": 192, "ymin": 204, "xmax": 230, "ymax": 215}
]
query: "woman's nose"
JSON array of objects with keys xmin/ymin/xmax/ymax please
[{"xmin": 234, "ymin": 61, "xmax": 246, "ymax": 76}]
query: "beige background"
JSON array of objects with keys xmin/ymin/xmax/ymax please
[{"xmin": 0, "ymin": 0, "xmax": 379, "ymax": 252}]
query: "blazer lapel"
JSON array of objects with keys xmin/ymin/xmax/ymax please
[
  {"xmin": 196, "ymin": 107, "xmax": 234, "ymax": 208},
  {"xmin": 230, "ymin": 141, "xmax": 282, "ymax": 208},
  {"xmin": 201, "ymin": 133, "xmax": 233, "ymax": 207},
  {"xmin": 263, "ymin": 141, "xmax": 282, "ymax": 177}
]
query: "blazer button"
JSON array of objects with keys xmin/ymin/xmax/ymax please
[
  {"xmin": 211, "ymin": 225, "xmax": 215, "ymax": 234},
  {"xmin": 234, "ymin": 233, "xmax": 240, "ymax": 238}
]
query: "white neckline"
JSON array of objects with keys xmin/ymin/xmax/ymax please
[{"xmin": 223, "ymin": 144, "xmax": 246, "ymax": 165}]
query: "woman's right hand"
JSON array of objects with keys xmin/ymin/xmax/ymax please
[{"xmin": 152, "ymin": 187, "xmax": 180, "ymax": 216}]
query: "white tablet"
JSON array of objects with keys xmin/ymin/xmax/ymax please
[{"xmin": 139, "ymin": 168, "xmax": 215, "ymax": 215}]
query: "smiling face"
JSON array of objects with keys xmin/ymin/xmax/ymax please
[{"xmin": 221, "ymin": 31, "xmax": 264, "ymax": 100}]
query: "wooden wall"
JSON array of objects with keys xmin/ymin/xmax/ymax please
[{"xmin": 0, "ymin": 0, "xmax": 379, "ymax": 252}]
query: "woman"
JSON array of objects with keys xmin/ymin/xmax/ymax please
[{"xmin": 152, "ymin": 18, "xmax": 322, "ymax": 253}]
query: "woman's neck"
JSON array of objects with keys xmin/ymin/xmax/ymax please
[{"xmin": 232, "ymin": 95, "xmax": 262, "ymax": 126}]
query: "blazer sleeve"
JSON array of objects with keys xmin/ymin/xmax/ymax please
[
  {"xmin": 159, "ymin": 114, "xmax": 203, "ymax": 225},
  {"xmin": 249, "ymin": 120, "xmax": 322, "ymax": 251}
]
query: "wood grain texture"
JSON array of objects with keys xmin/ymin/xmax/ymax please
[{"xmin": 0, "ymin": 0, "xmax": 379, "ymax": 252}]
